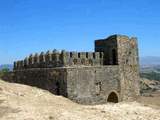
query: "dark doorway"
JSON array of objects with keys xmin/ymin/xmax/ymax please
[
  {"xmin": 112, "ymin": 49, "xmax": 117, "ymax": 65},
  {"xmin": 107, "ymin": 92, "xmax": 118, "ymax": 103},
  {"xmin": 55, "ymin": 82, "xmax": 60, "ymax": 95}
]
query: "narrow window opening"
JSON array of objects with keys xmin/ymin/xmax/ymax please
[
  {"xmin": 100, "ymin": 52, "xmax": 103, "ymax": 58},
  {"xmin": 55, "ymin": 82, "xmax": 60, "ymax": 95},
  {"xmin": 95, "ymin": 82, "xmax": 102, "ymax": 95},
  {"xmin": 70, "ymin": 52, "xmax": 73, "ymax": 58},
  {"xmin": 86, "ymin": 52, "xmax": 89, "ymax": 58},
  {"xmin": 93, "ymin": 53, "xmax": 96, "ymax": 59},
  {"xmin": 78, "ymin": 53, "xmax": 80, "ymax": 58},
  {"xmin": 112, "ymin": 49, "xmax": 117, "ymax": 65}
]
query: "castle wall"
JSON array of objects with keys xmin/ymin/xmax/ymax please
[
  {"xmin": 66, "ymin": 66, "xmax": 120, "ymax": 104},
  {"xmin": 118, "ymin": 65, "xmax": 140, "ymax": 100},
  {"xmin": 13, "ymin": 68, "xmax": 68, "ymax": 97},
  {"xmin": 11, "ymin": 66, "xmax": 121, "ymax": 105}
]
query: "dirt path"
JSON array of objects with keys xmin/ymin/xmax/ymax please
[
  {"xmin": 0, "ymin": 79, "xmax": 160, "ymax": 120},
  {"xmin": 137, "ymin": 91, "xmax": 160, "ymax": 109}
]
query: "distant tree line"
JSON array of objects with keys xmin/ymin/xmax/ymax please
[
  {"xmin": 140, "ymin": 71, "xmax": 160, "ymax": 81},
  {"xmin": 0, "ymin": 68, "xmax": 10, "ymax": 78}
]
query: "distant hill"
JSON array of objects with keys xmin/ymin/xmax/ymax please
[
  {"xmin": 140, "ymin": 56, "xmax": 160, "ymax": 66},
  {"xmin": 140, "ymin": 56, "xmax": 160, "ymax": 81},
  {"xmin": 0, "ymin": 64, "xmax": 13, "ymax": 71},
  {"xmin": 140, "ymin": 56, "xmax": 160, "ymax": 74}
]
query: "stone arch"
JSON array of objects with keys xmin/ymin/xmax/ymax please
[{"xmin": 107, "ymin": 91, "xmax": 119, "ymax": 103}]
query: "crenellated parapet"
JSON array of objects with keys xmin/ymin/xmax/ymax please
[
  {"xmin": 61, "ymin": 51, "xmax": 104, "ymax": 66},
  {"xmin": 14, "ymin": 50, "xmax": 104, "ymax": 70}
]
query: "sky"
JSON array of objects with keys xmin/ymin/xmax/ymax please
[{"xmin": 0, "ymin": 0, "xmax": 160, "ymax": 64}]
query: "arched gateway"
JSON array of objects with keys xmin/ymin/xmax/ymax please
[{"xmin": 107, "ymin": 91, "xmax": 119, "ymax": 103}]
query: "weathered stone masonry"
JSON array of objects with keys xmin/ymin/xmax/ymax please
[{"xmin": 13, "ymin": 34, "xmax": 140, "ymax": 104}]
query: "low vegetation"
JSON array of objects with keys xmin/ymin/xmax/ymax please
[
  {"xmin": 0, "ymin": 68, "xmax": 10, "ymax": 78},
  {"xmin": 140, "ymin": 71, "xmax": 160, "ymax": 81},
  {"xmin": 140, "ymin": 66, "xmax": 160, "ymax": 94}
]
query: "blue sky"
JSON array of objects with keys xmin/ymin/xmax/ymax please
[{"xmin": 0, "ymin": 0, "xmax": 160, "ymax": 64}]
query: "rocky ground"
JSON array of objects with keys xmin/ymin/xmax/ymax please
[
  {"xmin": 138, "ymin": 78, "xmax": 160, "ymax": 109},
  {"xmin": 140, "ymin": 78, "xmax": 160, "ymax": 91},
  {"xmin": 0, "ymin": 79, "xmax": 160, "ymax": 120}
]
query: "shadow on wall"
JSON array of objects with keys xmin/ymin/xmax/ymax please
[{"xmin": 0, "ymin": 72, "xmax": 14, "ymax": 82}]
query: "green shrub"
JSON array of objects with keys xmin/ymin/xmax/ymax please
[
  {"xmin": 140, "ymin": 71, "xmax": 160, "ymax": 81},
  {"xmin": 0, "ymin": 68, "xmax": 10, "ymax": 78}
]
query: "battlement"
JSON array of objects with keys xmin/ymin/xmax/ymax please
[
  {"xmin": 14, "ymin": 50, "xmax": 104, "ymax": 70},
  {"xmin": 61, "ymin": 51, "xmax": 104, "ymax": 66}
]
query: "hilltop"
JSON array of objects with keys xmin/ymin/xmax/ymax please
[{"xmin": 0, "ymin": 79, "xmax": 160, "ymax": 120}]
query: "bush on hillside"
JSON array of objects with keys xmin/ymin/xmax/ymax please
[
  {"xmin": 140, "ymin": 71, "xmax": 160, "ymax": 81},
  {"xmin": 0, "ymin": 68, "xmax": 10, "ymax": 78}
]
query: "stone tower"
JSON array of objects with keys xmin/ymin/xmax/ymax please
[{"xmin": 95, "ymin": 35, "xmax": 140, "ymax": 101}]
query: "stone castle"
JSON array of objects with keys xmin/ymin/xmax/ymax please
[{"xmin": 13, "ymin": 34, "xmax": 140, "ymax": 104}]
